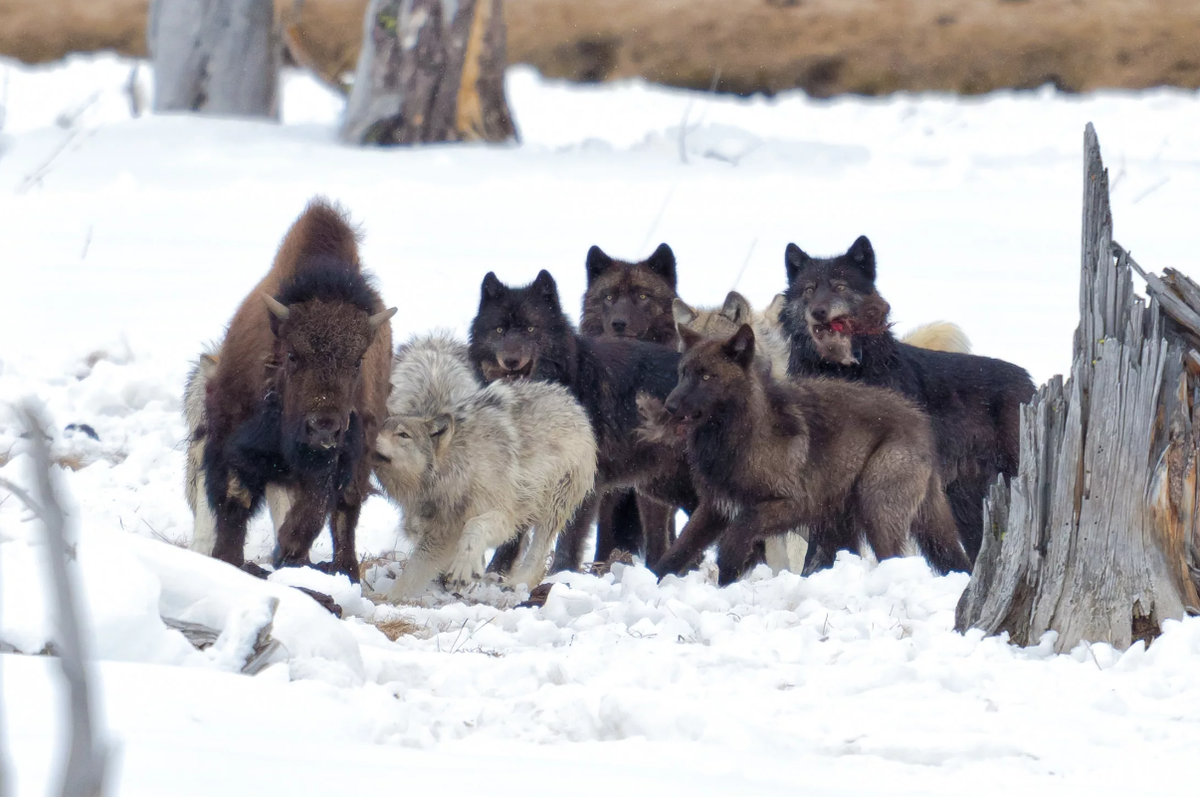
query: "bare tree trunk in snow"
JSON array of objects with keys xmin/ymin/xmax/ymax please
[
  {"xmin": 956, "ymin": 124, "xmax": 1200, "ymax": 652},
  {"xmin": 341, "ymin": 0, "xmax": 517, "ymax": 145},
  {"xmin": 148, "ymin": 0, "xmax": 280, "ymax": 118}
]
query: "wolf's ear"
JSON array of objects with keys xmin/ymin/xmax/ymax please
[
  {"xmin": 723, "ymin": 324, "xmax": 756, "ymax": 369},
  {"xmin": 586, "ymin": 246, "xmax": 613, "ymax": 285},
  {"xmin": 678, "ymin": 324, "xmax": 704, "ymax": 351},
  {"xmin": 428, "ymin": 413, "xmax": 455, "ymax": 453},
  {"xmin": 845, "ymin": 236, "xmax": 876, "ymax": 281},
  {"xmin": 764, "ymin": 293, "xmax": 787, "ymax": 325},
  {"xmin": 720, "ymin": 291, "xmax": 751, "ymax": 325},
  {"xmin": 672, "ymin": 298, "xmax": 698, "ymax": 327},
  {"xmin": 645, "ymin": 243, "xmax": 677, "ymax": 289},
  {"xmin": 784, "ymin": 243, "xmax": 811, "ymax": 284},
  {"xmin": 532, "ymin": 269, "xmax": 559, "ymax": 301},
  {"xmin": 482, "ymin": 272, "xmax": 506, "ymax": 301}
]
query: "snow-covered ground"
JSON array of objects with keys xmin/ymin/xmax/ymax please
[{"xmin": 2, "ymin": 54, "xmax": 1200, "ymax": 796}]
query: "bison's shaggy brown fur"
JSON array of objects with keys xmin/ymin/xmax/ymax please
[{"xmin": 202, "ymin": 199, "xmax": 395, "ymax": 580}]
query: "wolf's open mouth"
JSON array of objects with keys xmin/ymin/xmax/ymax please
[
  {"xmin": 812, "ymin": 318, "xmax": 851, "ymax": 337},
  {"xmin": 497, "ymin": 364, "xmax": 533, "ymax": 380}
]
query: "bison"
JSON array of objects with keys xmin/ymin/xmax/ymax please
[{"xmin": 201, "ymin": 199, "xmax": 396, "ymax": 581}]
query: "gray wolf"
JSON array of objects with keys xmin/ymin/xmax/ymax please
[
  {"xmin": 376, "ymin": 333, "xmax": 597, "ymax": 599},
  {"xmin": 467, "ymin": 269, "xmax": 695, "ymax": 572}
]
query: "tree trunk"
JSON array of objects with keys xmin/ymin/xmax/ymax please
[
  {"xmin": 341, "ymin": 0, "xmax": 517, "ymax": 145},
  {"xmin": 956, "ymin": 123, "xmax": 1200, "ymax": 652},
  {"xmin": 148, "ymin": 0, "xmax": 280, "ymax": 118}
]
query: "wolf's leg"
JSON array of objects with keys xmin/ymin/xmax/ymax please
[
  {"xmin": 596, "ymin": 492, "xmax": 642, "ymax": 561},
  {"xmin": 507, "ymin": 524, "xmax": 553, "ymax": 589},
  {"xmin": 855, "ymin": 445, "xmax": 928, "ymax": 563},
  {"xmin": 550, "ymin": 490, "xmax": 601, "ymax": 574},
  {"xmin": 715, "ymin": 500, "xmax": 803, "ymax": 585},
  {"xmin": 387, "ymin": 537, "xmax": 454, "ymax": 602},
  {"xmin": 448, "ymin": 510, "xmax": 515, "ymax": 585},
  {"xmin": 635, "ymin": 495, "xmax": 675, "ymax": 568},
  {"xmin": 912, "ymin": 476, "xmax": 972, "ymax": 575},
  {"xmin": 487, "ymin": 538, "xmax": 521, "ymax": 575},
  {"xmin": 651, "ymin": 501, "xmax": 726, "ymax": 578}
]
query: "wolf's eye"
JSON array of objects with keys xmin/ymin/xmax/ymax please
[
  {"xmin": 835, "ymin": 284, "xmax": 847, "ymax": 293},
  {"xmin": 606, "ymin": 294, "xmax": 615, "ymax": 303},
  {"xmin": 638, "ymin": 293, "xmax": 648, "ymax": 301},
  {"xmin": 495, "ymin": 326, "xmax": 504, "ymax": 334},
  {"xmin": 526, "ymin": 326, "xmax": 536, "ymax": 333},
  {"xmin": 397, "ymin": 431, "xmax": 411, "ymax": 440},
  {"xmin": 802, "ymin": 287, "xmax": 814, "ymax": 297},
  {"xmin": 701, "ymin": 373, "xmax": 711, "ymax": 381}
]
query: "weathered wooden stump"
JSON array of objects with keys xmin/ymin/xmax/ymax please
[
  {"xmin": 956, "ymin": 124, "xmax": 1200, "ymax": 651},
  {"xmin": 148, "ymin": 0, "xmax": 280, "ymax": 118},
  {"xmin": 341, "ymin": 0, "xmax": 517, "ymax": 145}
]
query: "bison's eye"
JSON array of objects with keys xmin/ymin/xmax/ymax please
[{"xmin": 287, "ymin": 352, "xmax": 297, "ymax": 364}]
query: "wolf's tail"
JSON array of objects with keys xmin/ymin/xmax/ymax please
[
  {"xmin": 911, "ymin": 473, "xmax": 973, "ymax": 575},
  {"xmin": 901, "ymin": 322, "xmax": 971, "ymax": 354}
]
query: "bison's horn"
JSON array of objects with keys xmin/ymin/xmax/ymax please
[
  {"xmin": 262, "ymin": 294, "xmax": 290, "ymax": 320},
  {"xmin": 369, "ymin": 307, "xmax": 398, "ymax": 329}
]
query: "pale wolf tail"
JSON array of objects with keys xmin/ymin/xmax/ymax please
[{"xmin": 901, "ymin": 322, "xmax": 971, "ymax": 354}]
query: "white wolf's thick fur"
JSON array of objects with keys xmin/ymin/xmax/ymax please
[
  {"xmin": 377, "ymin": 333, "xmax": 597, "ymax": 600},
  {"xmin": 899, "ymin": 321, "xmax": 971, "ymax": 354},
  {"xmin": 183, "ymin": 344, "xmax": 290, "ymax": 557},
  {"xmin": 673, "ymin": 292, "xmax": 791, "ymax": 381}
]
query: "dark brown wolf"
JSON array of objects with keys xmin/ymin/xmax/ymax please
[
  {"xmin": 468, "ymin": 269, "xmax": 695, "ymax": 573},
  {"xmin": 580, "ymin": 243, "xmax": 679, "ymax": 344},
  {"xmin": 649, "ymin": 323, "xmax": 971, "ymax": 585},
  {"xmin": 580, "ymin": 243, "xmax": 681, "ymax": 562},
  {"xmin": 778, "ymin": 236, "xmax": 1035, "ymax": 565},
  {"xmin": 202, "ymin": 199, "xmax": 396, "ymax": 580}
]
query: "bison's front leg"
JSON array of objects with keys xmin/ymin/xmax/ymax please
[
  {"xmin": 329, "ymin": 501, "xmax": 362, "ymax": 583},
  {"xmin": 210, "ymin": 469, "xmax": 262, "ymax": 568},
  {"xmin": 274, "ymin": 470, "xmax": 335, "ymax": 571}
]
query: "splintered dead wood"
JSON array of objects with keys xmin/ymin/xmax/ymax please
[{"xmin": 955, "ymin": 124, "xmax": 1200, "ymax": 652}]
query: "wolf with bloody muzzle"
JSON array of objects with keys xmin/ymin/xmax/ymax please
[{"xmin": 778, "ymin": 235, "xmax": 1035, "ymax": 566}]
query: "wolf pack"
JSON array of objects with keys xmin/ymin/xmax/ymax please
[{"xmin": 183, "ymin": 198, "xmax": 1036, "ymax": 604}]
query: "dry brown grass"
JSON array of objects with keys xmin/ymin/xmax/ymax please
[
  {"xmin": 4, "ymin": 0, "xmax": 1200, "ymax": 96},
  {"xmin": 373, "ymin": 616, "xmax": 421, "ymax": 641}
]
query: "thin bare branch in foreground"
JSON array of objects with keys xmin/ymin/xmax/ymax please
[{"xmin": 3, "ymin": 403, "xmax": 109, "ymax": 797}]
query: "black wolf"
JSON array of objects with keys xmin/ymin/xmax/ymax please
[
  {"xmin": 468, "ymin": 269, "xmax": 695, "ymax": 573},
  {"xmin": 649, "ymin": 323, "xmax": 971, "ymax": 585},
  {"xmin": 778, "ymin": 235, "xmax": 1035, "ymax": 565},
  {"xmin": 580, "ymin": 243, "xmax": 681, "ymax": 561},
  {"xmin": 581, "ymin": 243, "xmax": 679, "ymax": 344}
]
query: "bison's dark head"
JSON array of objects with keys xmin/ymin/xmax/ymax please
[{"xmin": 263, "ymin": 281, "xmax": 395, "ymax": 462}]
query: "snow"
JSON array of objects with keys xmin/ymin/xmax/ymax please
[{"xmin": 2, "ymin": 53, "xmax": 1200, "ymax": 796}]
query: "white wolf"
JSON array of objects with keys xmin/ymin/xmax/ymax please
[{"xmin": 376, "ymin": 333, "xmax": 597, "ymax": 600}]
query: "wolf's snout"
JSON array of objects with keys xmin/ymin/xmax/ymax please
[
  {"xmin": 610, "ymin": 319, "xmax": 628, "ymax": 334},
  {"xmin": 810, "ymin": 306, "xmax": 829, "ymax": 323}
]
